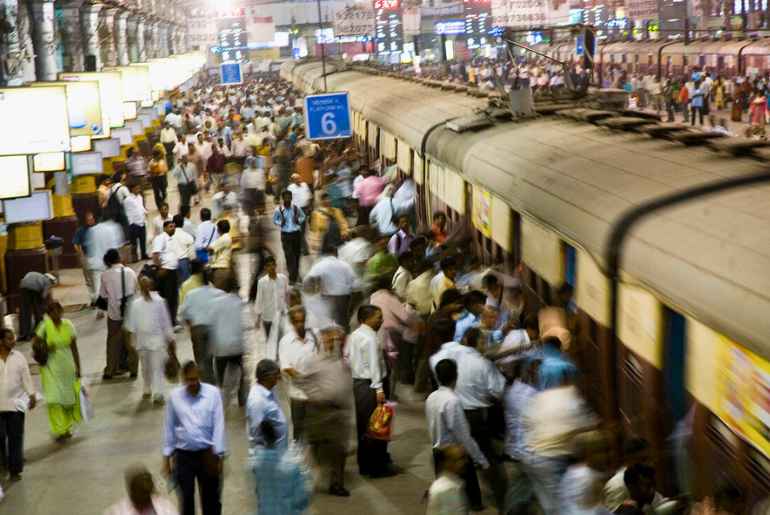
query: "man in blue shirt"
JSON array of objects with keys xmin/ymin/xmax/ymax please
[
  {"xmin": 273, "ymin": 190, "xmax": 306, "ymax": 283},
  {"xmin": 538, "ymin": 336, "xmax": 578, "ymax": 390},
  {"xmin": 162, "ymin": 361, "xmax": 227, "ymax": 515},
  {"xmin": 246, "ymin": 359, "xmax": 288, "ymax": 451},
  {"xmin": 453, "ymin": 290, "xmax": 488, "ymax": 343}
]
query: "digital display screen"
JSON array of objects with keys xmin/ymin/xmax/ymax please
[
  {"xmin": 33, "ymin": 152, "xmax": 65, "ymax": 172},
  {"xmin": 71, "ymin": 151, "xmax": 103, "ymax": 176},
  {"xmin": 218, "ymin": 17, "xmax": 248, "ymax": 63},
  {"xmin": 0, "ymin": 156, "xmax": 31, "ymax": 200},
  {"xmin": 0, "ymin": 87, "xmax": 70, "ymax": 155},
  {"xmin": 93, "ymin": 138, "xmax": 121, "ymax": 158},
  {"xmin": 3, "ymin": 190, "xmax": 53, "ymax": 223}
]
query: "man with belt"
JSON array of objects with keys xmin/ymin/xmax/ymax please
[
  {"xmin": 272, "ymin": 190, "xmax": 305, "ymax": 284},
  {"xmin": 344, "ymin": 305, "xmax": 398, "ymax": 478},
  {"xmin": 162, "ymin": 361, "xmax": 226, "ymax": 515}
]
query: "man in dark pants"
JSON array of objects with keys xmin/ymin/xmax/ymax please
[
  {"xmin": 163, "ymin": 361, "xmax": 226, "ymax": 515},
  {"xmin": 99, "ymin": 249, "xmax": 138, "ymax": 380},
  {"xmin": 272, "ymin": 190, "xmax": 305, "ymax": 284},
  {"xmin": 0, "ymin": 328, "xmax": 36, "ymax": 481},
  {"xmin": 18, "ymin": 272, "xmax": 56, "ymax": 341},
  {"xmin": 345, "ymin": 305, "xmax": 398, "ymax": 478},
  {"xmin": 152, "ymin": 220, "xmax": 180, "ymax": 327}
]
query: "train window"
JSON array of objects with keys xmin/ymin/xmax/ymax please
[
  {"xmin": 663, "ymin": 307, "xmax": 688, "ymax": 422},
  {"xmin": 563, "ymin": 243, "xmax": 577, "ymax": 287}
]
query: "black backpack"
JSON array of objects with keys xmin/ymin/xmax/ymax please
[{"xmin": 104, "ymin": 185, "xmax": 128, "ymax": 227}]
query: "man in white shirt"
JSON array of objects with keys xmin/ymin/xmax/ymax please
[
  {"xmin": 179, "ymin": 273, "xmax": 223, "ymax": 384},
  {"xmin": 0, "ymin": 328, "xmax": 36, "ymax": 481},
  {"xmin": 303, "ymin": 248, "xmax": 357, "ymax": 331},
  {"xmin": 344, "ymin": 305, "xmax": 398, "ymax": 478},
  {"xmin": 427, "ymin": 445, "xmax": 470, "ymax": 515},
  {"xmin": 171, "ymin": 214, "xmax": 195, "ymax": 284},
  {"xmin": 287, "ymin": 173, "xmax": 313, "ymax": 255},
  {"xmin": 164, "ymin": 109, "xmax": 182, "ymax": 130},
  {"xmin": 278, "ymin": 306, "xmax": 318, "ymax": 442},
  {"xmin": 152, "ymin": 203, "xmax": 173, "ymax": 240},
  {"xmin": 152, "ymin": 220, "xmax": 180, "ymax": 327},
  {"xmin": 211, "ymin": 182, "xmax": 238, "ymax": 221},
  {"xmin": 254, "ymin": 256, "xmax": 289, "ymax": 338},
  {"xmin": 100, "ymin": 249, "xmax": 138, "ymax": 380},
  {"xmin": 426, "ymin": 358, "xmax": 489, "ymax": 510},
  {"xmin": 159, "ymin": 122, "xmax": 178, "ymax": 168},
  {"xmin": 124, "ymin": 182, "xmax": 148, "ymax": 261},
  {"xmin": 179, "ymin": 204, "xmax": 197, "ymax": 239}
]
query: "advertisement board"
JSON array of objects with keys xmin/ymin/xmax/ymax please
[
  {"xmin": 33, "ymin": 152, "xmax": 66, "ymax": 172},
  {"xmin": 30, "ymin": 80, "xmax": 107, "ymax": 139},
  {"xmin": 335, "ymin": 5, "xmax": 376, "ymax": 37},
  {"xmin": 59, "ymin": 71, "xmax": 125, "ymax": 129},
  {"xmin": 127, "ymin": 120, "xmax": 144, "ymax": 137},
  {"xmin": 71, "ymin": 151, "xmax": 104, "ymax": 176},
  {"xmin": 3, "ymin": 190, "xmax": 53, "ymax": 223},
  {"xmin": 0, "ymin": 156, "xmax": 31, "ymax": 200},
  {"xmin": 0, "ymin": 87, "xmax": 70, "ymax": 155},
  {"xmin": 93, "ymin": 138, "xmax": 121, "ymax": 158},
  {"xmin": 491, "ymin": 0, "xmax": 570, "ymax": 28},
  {"xmin": 112, "ymin": 127, "xmax": 133, "ymax": 146},
  {"xmin": 105, "ymin": 65, "xmax": 152, "ymax": 104},
  {"xmin": 123, "ymin": 101, "xmax": 137, "ymax": 120}
]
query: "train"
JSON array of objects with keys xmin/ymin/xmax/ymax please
[
  {"xmin": 283, "ymin": 58, "xmax": 770, "ymax": 504},
  {"xmin": 534, "ymin": 37, "xmax": 770, "ymax": 78}
]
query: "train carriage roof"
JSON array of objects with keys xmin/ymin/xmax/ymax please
[{"xmin": 285, "ymin": 61, "xmax": 770, "ymax": 359}]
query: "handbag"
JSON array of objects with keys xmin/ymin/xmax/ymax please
[
  {"xmin": 32, "ymin": 336, "xmax": 49, "ymax": 366},
  {"xmin": 366, "ymin": 402, "xmax": 395, "ymax": 441},
  {"xmin": 196, "ymin": 225, "xmax": 217, "ymax": 264},
  {"xmin": 164, "ymin": 351, "xmax": 181, "ymax": 382}
]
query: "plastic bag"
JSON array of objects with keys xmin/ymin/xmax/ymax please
[
  {"xmin": 366, "ymin": 402, "xmax": 395, "ymax": 441},
  {"xmin": 79, "ymin": 384, "xmax": 94, "ymax": 422}
]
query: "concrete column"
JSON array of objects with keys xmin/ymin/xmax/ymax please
[
  {"xmin": 59, "ymin": 1, "xmax": 85, "ymax": 72},
  {"xmin": 158, "ymin": 21, "xmax": 169, "ymax": 58},
  {"xmin": 149, "ymin": 19, "xmax": 160, "ymax": 59},
  {"xmin": 80, "ymin": 2, "xmax": 102, "ymax": 70},
  {"xmin": 30, "ymin": 0, "xmax": 57, "ymax": 81},
  {"xmin": 1, "ymin": 0, "xmax": 26, "ymax": 85},
  {"xmin": 168, "ymin": 24, "xmax": 177, "ymax": 56},
  {"xmin": 17, "ymin": 0, "xmax": 35, "ymax": 81},
  {"xmin": 126, "ymin": 15, "xmax": 139, "ymax": 62},
  {"xmin": 115, "ymin": 10, "xmax": 129, "ymax": 65},
  {"xmin": 100, "ymin": 7, "xmax": 117, "ymax": 67},
  {"xmin": 143, "ymin": 18, "xmax": 154, "ymax": 59},
  {"xmin": 136, "ymin": 16, "xmax": 147, "ymax": 62}
]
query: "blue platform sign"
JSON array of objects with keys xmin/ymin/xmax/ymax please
[
  {"xmin": 220, "ymin": 63, "xmax": 243, "ymax": 85},
  {"xmin": 304, "ymin": 92, "xmax": 352, "ymax": 141}
]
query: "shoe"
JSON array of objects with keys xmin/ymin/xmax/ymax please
[
  {"xmin": 141, "ymin": 255, "xmax": 150, "ymax": 260},
  {"xmin": 9, "ymin": 474, "xmax": 21, "ymax": 482},
  {"xmin": 153, "ymin": 396, "xmax": 165, "ymax": 405},
  {"xmin": 328, "ymin": 484, "xmax": 350, "ymax": 497},
  {"xmin": 142, "ymin": 393, "xmax": 152, "ymax": 400},
  {"xmin": 102, "ymin": 374, "xmax": 113, "ymax": 381},
  {"xmin": 95, "ymin": 311, "xmax": 105, "ymax": 320},
  {"xmin": 469, "ymin": 504, "xmax": 485, "ymax": 512},
  {"xmin": 369, "ymin": 465, "xmax": 400, "ymax": 479},
  {"xmin": 130, "ymin": 373, "xmax": 138, "ymax": 380}
]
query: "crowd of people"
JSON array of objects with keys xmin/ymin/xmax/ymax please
[{"xmin": 0, "ymin": 67, "xmax": 762, "ymax": 515}]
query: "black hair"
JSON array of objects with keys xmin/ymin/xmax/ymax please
[
  {"xmin": 542, "ymin": 336, "xmax": 562, "ymax": 351},
  {"xmin": 439, "ymin": 288, "xmax": 463, "ymax": 309},
  {"xmin": 163, "ymin": 220, "xmax": 174, "ymax": 229},
  {"xmin": 179, "ymin": 204, "xmax": 191, "ymax": 218},
  {"xmin": 440, "ymin": 256, "xmax": 456, "ymax": 272},
  {"xmin": 281, "ymin": 190, "xmax": 293, "ymax": 198},
  {"xmin": 200, "ymin": 208, "xmax": 212, "ymax": 221},
  {"xmin": 623, "ymin": 463, "xmax": 655, "ymax": 489},
  {"xmin": 0, "ymin": 328, "xmax": 13, "ymax": 341},
  {"xmin": 435, "ymin": 359, "xmax": 458, "ymax": 387},
  {"xmin": 622, "ymin": 437, "xmax": 650, "ymax": 457},
  {"xmin": 103, "ymin": 248, "xmax": 121, "ymax": 267},
  {"xmin": 523, "ymin": 314, "xmax": 538, "ymax": 331},
  {"xmin": 181, "ymin": 360, "xmax": 198, "ymax": 376},
  {"xmin": 431, "ymin": 317, "xmax": 456, "ymax": 343},
  {"xmin": 191, "ymin": 260, "xmax": 205, "ymax": 277},
  {"xmin": 482, "ymin": 274, "xmax": 499, "ymax": 289},
  {"xmin": 126, "ymin": 147, "xmax": 135, "ymax": 158},
  {"xmin": 159, "ymin": 202, "xmax": 169, "ymax": 211},
  {"xmin": 463, "ymin": 327, "xmax": 483, "ymax": 348},
  {"xmin": 357, "ymin": 304, "xmax": 381, "ymax": 324},
  {"xmin": 398, "ymin": 250, "xmax": 413, "ymax": 266},
  {"xmin": 217, "ymin": 219, "xmax": 230, "ymax": 234},
  {"xmin": 464, "ymin": 290, "xmax": 487, "ymax": 309},
  {"xmin": 263, "ymin": 255, "xmax": 276, "ymax": 267},
  {"xmin": 172, "ymin": 214, "xmax": 185, "ymax": 227}
]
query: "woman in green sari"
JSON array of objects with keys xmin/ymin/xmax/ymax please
[{"xmin": 33, "ymin": 302, "xmax": 82, "ymax": 441}]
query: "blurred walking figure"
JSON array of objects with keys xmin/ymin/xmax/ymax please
[
  {"xmin": 179, "ymin": 267, "xmax": 222, "ymax": 384},
  {"xmin": 250, "ymin": 420, "xmax": 312, "ymax": 515},
  {"xmin": 254, "ymin": 256, "xmax": 290, "ymax": 340},
  {"xmin": 124, "ymin": 276, "xmax": 176, "ymax": 404},
  {"xmin": 278, "ymin": 306, "xmax": 319, "ymax": 442},
  {"xmin": 427, "ymin": 445, "xmax": 470, "ymax": 515},
  {"xmin": 34, "ymin": 302, "xmax": 82, "ymax": 441},
  {"xmin": 273, "ymin": 190, "xmax": 305, "ymax": 284},
  {"xmin": 162, "ymin": 361, "xmax": 226, "ymax": 515},
  {"xmin": 426, "ymin": 359, "xmax": 489, "ymax": 511},
  {"xmin": 303, "ymin": 246, "xmax": 357, "ymax": 331},
  {"xmin": 210, "ymin": 276, "xmax": 247, "ymax": 407},
  {"xmin": 104, "ymin": 464, "xmax": 178, "ymax": 515},
  {"xmin": 294, "ymin": 325, "xmax": 353, "ymax": 497},
  {"xmin": 247, "ymin": 359, "xmax": 288, "ymax": 451}
]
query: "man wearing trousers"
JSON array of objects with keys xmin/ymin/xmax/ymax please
[
  {"xmin": 272, "ymin": 190, "xmax": 305, "ymax": 284},
  {"xmin": 163, "ymin": 361, "xmax": 226, "ymax": 515},
  {"xmin": 152, "ymin": 220, "xmax": 180, "ymax": 327},
  {"xmin": 344, "ymin": 305, "xmax": 398, "ymax": 478},
  {"xmin": 99, "ymin": 249, "xmax": 138, "ymax": 380}
]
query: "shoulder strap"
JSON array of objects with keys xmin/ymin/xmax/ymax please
[
  {"xmin": 293, "ymin": 205, "xmax": 300, "ymax": 225},
  {"xmin": 206, "ymin": 225, "xmax": 217, "ymax": 246}
]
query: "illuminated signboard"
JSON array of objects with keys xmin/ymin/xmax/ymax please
[
  {"xmin": 0, "ymin": 156, "xmax": 31, "ymax": 200},
  {"xmin": 218, "ymin": 17, "xmax": 248, "ymax": 63},
  {"xmin": 0, "ymin": 87, "xmax": 70, "ymax": 155},
  {"xmin": 375, "ymin": 0, "xmax": 403, "ymax": 55},
  {"xmin": 435, "ymin": 19, "xmax": 466, "ymax": 35},
  {"xmin": 59, "ymin": 71, "xmax": 125, "ymax": 129},
  {"xmin": 30, "ymin": 80, "xmax": 107, "ymax": 140},
  {"xmin": 3, "ymin": 190, "xmax": 53, "ymax": 223}
]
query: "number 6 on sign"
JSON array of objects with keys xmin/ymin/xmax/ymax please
[{"xmin": 304, "ymin": 91, "xmax": 352, "ymax": 141}]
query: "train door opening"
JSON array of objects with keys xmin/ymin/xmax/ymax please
[{"xmin": 663, "ymin": 307, "xmax": 687, "ymax": 424}]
